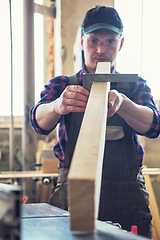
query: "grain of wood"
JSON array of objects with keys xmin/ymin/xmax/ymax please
[{"xmin": 68, "ymin": 62, "xmax": 110, "ymax": 232}]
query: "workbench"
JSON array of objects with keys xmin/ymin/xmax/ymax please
[{"xmin": 21, "ymin": 203, "xmax": 148, "ymax": 240}]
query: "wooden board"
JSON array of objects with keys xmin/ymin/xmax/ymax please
[
  {"xmin": 42, "ymin": 159, "xmax": 59, "ymax": 173},
  {"xmin": 142, "ymin": 168, "xmax": 160, "ymax": 175},
  {"xmin": 143, "ymin": 167, "xmax": 160, "ymax": 240},
  {"xmin": 1, "ymin": 168, "xmax": 158, "ymax": 180},
  {"xmin": 42, "ymin": 149, "xmax": 59, "ymax": 173},
  {"xmin": 0, "ymin": 171, "xmax": 58, "ymax": 179},
  {"xmin": 68, "ymin": 62, "xmax": 110, "ymax": 232}
]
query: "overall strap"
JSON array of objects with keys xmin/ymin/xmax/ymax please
[
  {"xmin": 119, "ymin": 82, "xmax": 130, "ymax": 97},
  {"xmin": 63, "ymin": 74, "xmax": 83, "ymax": 168},
  {"xmin": 48, "ymin": 74, "xmax": 82, "ymax": 210},
  {"xmin": 68, "ymin": 74, "xmax": 79, "ymax": 85}
]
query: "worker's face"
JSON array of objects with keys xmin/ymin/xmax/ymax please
[{"xmin": 81, "ymin": 29, "xmax": 124, "ymax": 73}]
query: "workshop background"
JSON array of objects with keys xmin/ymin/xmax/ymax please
[{"xmin": 0, "ymin": 0, "xmax": 160, "ymax": 215}]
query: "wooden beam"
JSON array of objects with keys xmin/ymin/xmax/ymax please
[
  {"xmin": 34, "ymin": 3, "xmax": 56, "ymax": 18},
  {"xmin": 67, "ymin": 62, "xmax": 110, "ymax": 232},
  {"xmin": 144, "ymin": 173, "xmax": 160, "ymax": 239},
  {"xmin": 142, "ymin": 168, "xmax": 160, "ymax": 175},
  {"xmin": 143, "ymin": 166, "xmax": 160, "ymax": 240},
  {"xmin": 0, "ymin": 171, "xmax": 58, "ymax": 179}
]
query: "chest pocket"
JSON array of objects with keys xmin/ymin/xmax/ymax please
[
  {"xmin": 106, "ymin": 81, "xmax": 130, "ymax": 141},
  {"xmin": 105, "ymin": 126, "xmax": 124, "ymax": 140}
]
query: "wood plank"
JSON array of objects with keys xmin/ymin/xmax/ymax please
[
  {"xmin": 0, "ymin": 171, "xmax": 58, "ymax": 179},
  {"xmin": 143, "ymin": 171, "xmax": 160, "ymax": 175},
  {"xmin": 1, "ymin": 168, "xmax": 159, "ymax": 179},
  {"xmin": 143, "ymin": 167, "xmax": 160, "ymax": 240},
  {"xmin": 68, "ymin": 62, "xmax": 110, "ymax": 232},
  {"xmin": 144, "ymin": 174, "xmax": 160, "ymax": 239},
  {"xmin": 42, "ymin": 159, "xmax": 59, "ymax": 173},
  {"xmin": 42, "ymin": 149, "xmax": 59, "ymax": 173},
  {"xmin": 1, "ymin": 171, "xmax": 43, "ymax": 175},
  {"xmin": 142, "ymin": 168, "xmax": 160, "ymax": 175}
]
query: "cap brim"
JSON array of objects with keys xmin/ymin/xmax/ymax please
[{"xmin": 82, "ymin": 23, "xmax": 122, "ymax": 34}]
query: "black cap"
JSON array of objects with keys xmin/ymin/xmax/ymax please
[{"xmin": 81, "ymin": 6, "xmax": 123, "ymax": 35}]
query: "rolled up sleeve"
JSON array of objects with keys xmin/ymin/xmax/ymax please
[{"xmin": 29, "ymin": 75, "xmax": 68, "ymax": 135}]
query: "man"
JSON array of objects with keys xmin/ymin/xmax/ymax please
[{"xmin": 30, "ymin": 6, "xmax": 160, "ymax": 238}]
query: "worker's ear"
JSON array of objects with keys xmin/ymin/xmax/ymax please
[
  {"xmin": 119, "ymin": 37, "xmax": 124, "ymax": 51},
  {"xmin": 81, "ymin": 36, "xmax": 84, "ymax": 51}
]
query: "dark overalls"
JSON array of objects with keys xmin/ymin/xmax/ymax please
[
  {"xmin": 49, "ymin": 79, "xmax": 152, "ymax": 238},
  {"xmin": 98, "ymin": 113, "xmax": 152, "ymax": 238}
]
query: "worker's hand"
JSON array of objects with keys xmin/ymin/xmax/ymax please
[
  {"xmin": 108, "ymin": 90, "xmax": 124, "ymax": 117},
  {"xmin": 55, "ymin": 85, "xmax": 89, "ymax": 115}
]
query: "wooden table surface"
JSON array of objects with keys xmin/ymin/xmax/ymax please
[{"xmin": 21, "ymin": 203, "xmax": 148, "ymax": 240}]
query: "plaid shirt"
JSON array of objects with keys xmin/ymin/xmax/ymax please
[{"xmin": 30, "ymin": 64, "xmax": 160, "ymax": 168}]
